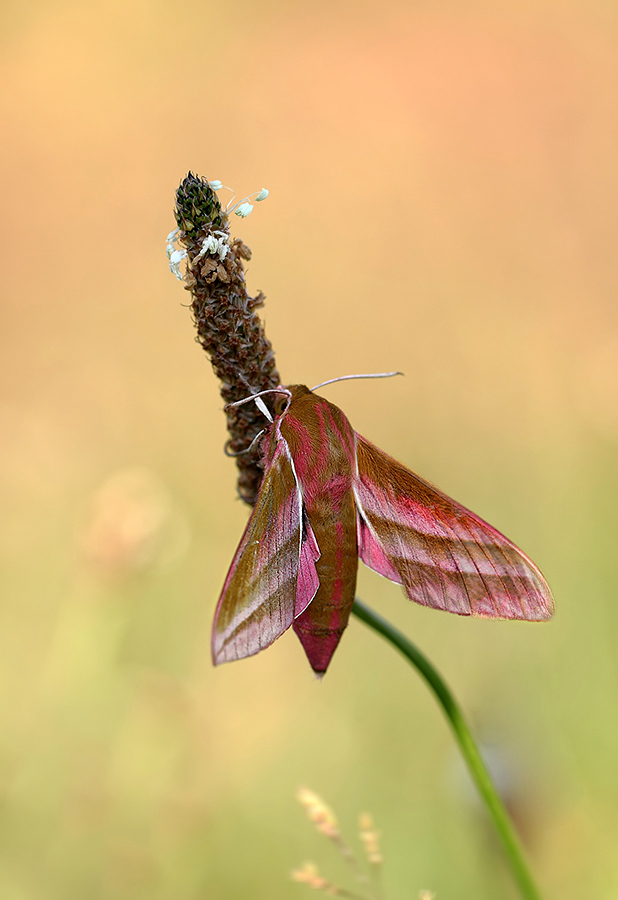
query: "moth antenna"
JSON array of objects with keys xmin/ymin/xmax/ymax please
[
  {"xmin": 225, "ymin": 387, "xmax": 292, "ymax": 423},
  {"xmin": 224, "ymin": 429, "xmax": 266, "ymax": 457},
  {"xmin": 311, "ymin": 371, "xmax": 404, "ymax": 391}
]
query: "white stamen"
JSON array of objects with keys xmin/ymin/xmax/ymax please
[
  {"xmin": 234, "ymin": 202, "xmax": 253, "ymax": 218},
  {"xmin": 166, "ymin": 227, "xmax": 187, "ymax": 280},
  {"xmin": 225, "ymin": 185, "xmax": 270, "ymax": 215},
  {"xmin": 168, "ymin": 247, "xmax": 188, "ymax": 280},
  {"xmin": 209, "ymin": 180, "xmax": 223, "ymax": 190},
  {"xmin": 194, "ymin": 230, "xmax": 230, "ymax": 262}
]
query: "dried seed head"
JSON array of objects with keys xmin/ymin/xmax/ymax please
[
  {"xmin": 297, "ymin": 787, "xmax": 340, "ymax": 839},
  {"xmin": 358, "ymin": 814, "xmax": 382, "ymax": 866},
  {"xmin": 291, "ymin": 863, "xmax": 343, "ymax": 895},
  {"xmin": 291, "ymin": 862, "xmax": 327, "ymax": 888}
]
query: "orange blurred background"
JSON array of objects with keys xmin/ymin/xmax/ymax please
[{"xmin": 1, "ymin": 1, "xmax": 618, "ymax": 898}]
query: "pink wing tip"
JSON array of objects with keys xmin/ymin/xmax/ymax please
[{"xmin": 294, "ymin": 623, "xmax": 345, "ymax": 675}]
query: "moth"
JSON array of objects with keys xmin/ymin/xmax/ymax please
[{"xmin": 212, "ymin": 378, "xmax": 554, "ymax": 675}]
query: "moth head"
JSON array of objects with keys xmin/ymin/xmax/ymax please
[
  {"xmin": 224, "ymin": 386, "xmax": 291, "ymax": 425},
  {"xmin": 273, "ymin": 393, "xmax": 289, "ymax": 417},
  {"xmin": 270, "ymin": 386, "xmax": 293, "ymax": 419},
  {"xmin": 248, "ymin": 387, "xmax": 292, "ymax": 424}
]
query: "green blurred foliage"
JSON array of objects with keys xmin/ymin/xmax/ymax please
[{"xmin": 1, "ymin": 0, "xmax": 618, "ymax": 897}]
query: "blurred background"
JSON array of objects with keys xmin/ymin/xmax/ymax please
[{"xmin": 1, "ymin": 0, "xmax": 617, "ymax": 897}]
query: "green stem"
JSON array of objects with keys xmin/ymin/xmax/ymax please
[{"xmin": 351, "ymin": 599, "xmax": 542, "ymax": 900}]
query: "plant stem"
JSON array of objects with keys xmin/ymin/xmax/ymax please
[{"xmin": 351, "ymin": 599, "xmax": 543, "ymax": 900}]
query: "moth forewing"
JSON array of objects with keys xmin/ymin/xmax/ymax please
[
  {"xmin": 353, "ymin": 434, "xmax": 554, "ymax": 621},
  {"xmin": 212, "ymin": 384, "xmax": 554, "ymax": 674},
  {"xmin": 211, "ymin": 440, "xmax": 311, "ymax": 664}
]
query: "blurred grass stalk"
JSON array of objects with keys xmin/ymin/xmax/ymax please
[
  {"xmin": 351, "ymin": 599, "xmax": 542, "ymax": 900},
  {"xmin": 171, "ymin": 173, "xmax": 543, "ymax": 900}
]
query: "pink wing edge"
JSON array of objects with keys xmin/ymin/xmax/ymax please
[
  {"xmin": 211, "ymin": 438, "xmax": 321, "ymax": 665},
  {"xmin": 352, "ymin": 432, "xmax": 555, "ymax": 621}
]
